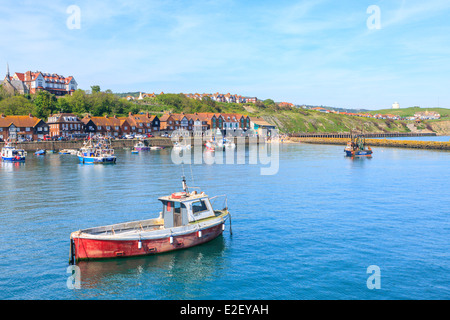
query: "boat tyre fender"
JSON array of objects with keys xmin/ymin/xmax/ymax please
[{"xmin": 171, "ymin": 192, "xmax": 187, "ymax": 199}]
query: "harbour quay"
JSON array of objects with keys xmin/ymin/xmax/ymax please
[
  {"xmin": 292, "ymin": 137, "xmax": 450, "ymax": 151},
  {"xmin": 0, "ymin": 136, "xmax": 270, "ymax": 152}
]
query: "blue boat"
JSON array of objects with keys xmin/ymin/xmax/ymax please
[
  {"xmin": 1, "ymin": 142, "xmax": 26, "ymax": 162},
  {"xmin": 344, "ymin": 134, "xmax": 373, "ymax": 157},
  {"xmin": 77, "ymin": 138, "xmax": 116, "ymax": 164},
  {"xmin": 35, "ymin": 149, "xmax": 46, "ymax": 155}
]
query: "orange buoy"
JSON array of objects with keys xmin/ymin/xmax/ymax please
[{"xmin": 171, "ymin": 192, "xmax": 187, "ymax": 199}]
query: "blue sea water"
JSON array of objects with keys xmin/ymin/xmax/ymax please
[{"xmin": 0, "ymin": 142, "xmax": 449, "ymax": 300}]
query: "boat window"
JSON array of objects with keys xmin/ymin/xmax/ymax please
[
  {"xmin": 174, "ymin": 201, "xmax": 181, "ymax": 214},
  {"xmin": 191, "ymin": 200, "xmax": 208, "ymax": 214}
]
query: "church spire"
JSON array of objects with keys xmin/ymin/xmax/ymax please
[{"xmin": 6, "ymin": 62, "xmax": 10, "ymax": 81}]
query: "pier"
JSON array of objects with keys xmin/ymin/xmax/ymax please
[
  {"xmin": 290, "ymin": 137, "xmax": 450, "ymax": 151},
  {"xmin": 289, "ymin": 132, "xmax": 436, "ymax": 139}
]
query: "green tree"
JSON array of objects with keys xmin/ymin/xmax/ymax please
[
  {"xmin": 33, "ymin": 91, "xmax": 57, "ymax": 119},
  {"xmin": 91, "ymin": 85, "xmax": 101, "ymax": 93},
  {"xmin": 0, "ymin": 95, "xmax": 35, "ymax": 115}
]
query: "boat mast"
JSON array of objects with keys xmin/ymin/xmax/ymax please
[{"xmin": 182, "ymin": 176, "xmax": 189, "ymax": 194}]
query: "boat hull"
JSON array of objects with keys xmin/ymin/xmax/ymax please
[
  {"xmin": 71, "ymin": 223, "xmax": 224, "ymax": 261},
  {"xmin": 345, "ymin": 150, "xmax": 373, "ymax": 157},
  {"xmin": 2, "ymin": 156, "xmax": 25, "ymax": 162},
  {"xmin": 78, "ymin": 156, "xmax": 116, "ymax": 164}
]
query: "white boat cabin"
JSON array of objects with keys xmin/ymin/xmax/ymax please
[{"xmin": 158, "ymin": 192, "xmax": 216, "ymax": 229}]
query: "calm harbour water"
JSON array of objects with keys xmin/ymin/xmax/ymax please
[{"xmin": 0, "ymin": 139, "xmax": 449, "ymax": 300}]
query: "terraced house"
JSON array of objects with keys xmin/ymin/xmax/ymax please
[
  {"xmin": 158, "ymin": 112, "xmax": 251, "ymax": 134},
  {"xmin": 0, "ymin": 114, "xmax": 49, "ymax": 141},
  {"xmin": 81, "ymin": 115, "xmax": 122, "ymax": 137},
  {"xmin": 47, "ymin": 113, "xmax": 84, "ymax": 138},
  {"xmin": 120, "ymin": 112, "xmax": 160, "ymax": 135}
]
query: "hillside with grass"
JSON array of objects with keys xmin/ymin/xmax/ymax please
[
  {"xmin": 130, "ymin": 94, "xmax": 419, "ymax": 134},
  {"xmin": 368, "ymin": 107, "xmax": 450, "ymax": 119}
]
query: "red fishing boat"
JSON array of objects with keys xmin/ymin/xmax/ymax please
[{"xmin": 69, "ymin": 177, "xmax": 230, "ymax": 263}]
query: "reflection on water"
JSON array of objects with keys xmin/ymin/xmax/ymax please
[{"xmin": 75, "ymin": 236, "xmax": 228, "ymax": 299}]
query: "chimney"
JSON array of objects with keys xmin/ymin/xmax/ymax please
[
  {"xmin": 105, "ymin": 115, "xmax": 108, "ymax": 118},
  {"xmin": 129, "ymin": 112, "xmax": 132, "ymax": 116},
  {"xmin": 1, "ymin": 114, "xmax": 5, "ymax": 118},
  {"xmin": 29, "ymin": 113, "xmax": 33, "ymax": 118}
]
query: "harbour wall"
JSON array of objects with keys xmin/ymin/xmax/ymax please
[
  {"xmin": 0, "ymin": 136, "xmax": 258, "ymax": 151},
  {"xmin": 0, "ymin": 138, "xmax": 174, "ymax": 151},
  {"xmin": 291, "ymin": 137, "xmax": 450, "ymax": 151},
  {"xmin": 289, "ymin": 132, "xmax": 436, "ymax": 138}
]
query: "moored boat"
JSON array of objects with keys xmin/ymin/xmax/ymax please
[
  {"xmin": 59, "ymin": 149, "xmax": 77, "ymax": 155},
  {"xmin": 205, "ymin": 140, "xmax": 215, "ymax": 152},
  {"xmin": 1, "ymin": 141, "xmax": 26, "ymax": 162},
  {"xmin": 69, "ymin": 177, "xmax": 230, "ymax": 263},
  {"xmin": 77, "ymin": 138, "xmax": 116, "ymax": 164},
  {"xmin": 173, "ymin": 141, "xmax": 191, "ymax": 151},
  {"xmin": 35, "ymin": 149, "xmax": 46, "ymax": 155},
  {"xmin": 223, "ymin": 138, "xmax": 236, "ymax": 149},
  {"xmin": 345, "ymin": 134, "xmax": 373, "ymax": 157},
  {"xmin": 134, "ymin": 140, "xmax": 149, "ymax": 151}
]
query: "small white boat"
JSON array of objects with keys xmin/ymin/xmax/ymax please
[
  {"xmin": 134, "ymin": 141, "xmax": 149, "ymax": 151},
  {"xmin": 1, "ymin": 141, "xmax": 26, "ymax": 162},
  {"xmin": 223, "ymin": 138, "xmax": 236, "ymax": 149},
  {"xmin": 59, "ymin": 149, "xmax": 77, "ymax": 155},
  {"xmin": 173, "ymin": 142, "xmax": 191, "ymax": 150}
]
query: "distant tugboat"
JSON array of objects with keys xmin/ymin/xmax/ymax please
[
  {"xmin": 69, "ymin": 177, "xmax": 230, "ymax": 263},
  {"xmin": 345, "ymin": 133, "xmax": 373, "ymax": 157},
  {"xmin": 1, "ymin": 141, "xmax": 26, "ymax": 162}
]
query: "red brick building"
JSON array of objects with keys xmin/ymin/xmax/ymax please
[
  {"xmin": 0, "ymin": 114, "xmax": 49, "ymax": 141},
  {"xmin": 47, "ymin": 113, "xmax": 84, "ymax": 138}
]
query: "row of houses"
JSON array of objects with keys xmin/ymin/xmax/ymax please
[
  {"xmin": 160, "ymin": 112, "xmax": 276, "ymax": 135},
  {"xmin": 310, "ymin": 107, "xmax": 441, "ymax": 121},
  {"xmin": 0, "ymin": 112, "xmax": 276, "ymax": 141},
  {"xmin": 126, "ymin": 92, "xmax": 259, "ymax": 104}
]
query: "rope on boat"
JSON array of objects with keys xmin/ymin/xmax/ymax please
[{"xmin": 228, "ymin": 211, "xmax": 233, "ymax": 236}]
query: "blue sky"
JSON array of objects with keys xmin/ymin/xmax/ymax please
[{"xmin": 1, "ymin": 0, "xmax": 450, "ymax": 110}]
